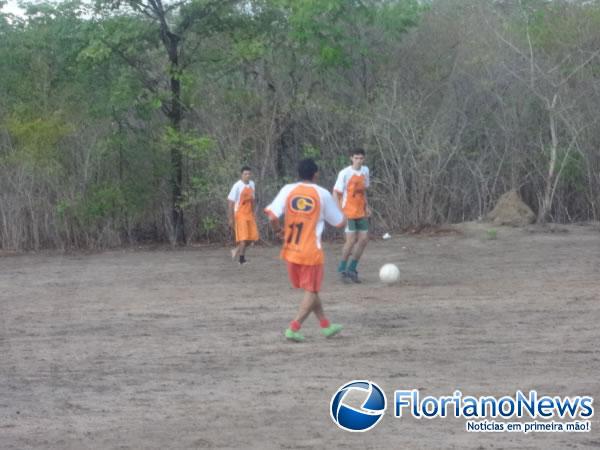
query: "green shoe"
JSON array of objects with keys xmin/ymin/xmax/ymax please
[
  {"xmin": 321, "ymin": 324, "xmax": 343, "ymax": 338},
  {"xmin": 285, "ymin": 328, "xmax": 305, "ymax": 342}
]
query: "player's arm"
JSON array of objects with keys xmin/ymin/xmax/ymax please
[
  {"xmin": 266, "ymin": 213, "xmax": 284, "ymax": 239},
  {"xmin": 333, "ymin": 189, "xmax": 343, "ymax": 210},
  {"xmin": 333, "ymin": 171, "xmax": 345, "ymax": 210},
  {"xmin": 264, "ymin": 187, "xmax": 288, "ymax": 239},
  {"xmin": 323, "ymin": 190, "xmax": 347, "ymax": 229},
  {"xmin": 227, "ymin": 200, "xmax": 235, "ymax": 227},
  {"xmin": 335, "ymin": 215, "xmax": 347, "ymax": 229},
  {"xmin": 264, "ymin": 208, "xmax": 284, "ymax": 239},
  {"xmin": 364, "ymin": 191, "xmax": 372, "ymax": 218},
  {"xmin": 364, "ymin": 169, "xmax": 371, "ymax": 217},
  {"xmin": 227, "ymin": 184, "xmax": 238, "ymax": 227}
]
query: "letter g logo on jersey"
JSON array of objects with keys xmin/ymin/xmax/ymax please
[
  {"xmin": 330, "ymin": 380, "xmax": 387, "ymax": 432},
  {"xmin": 290, "ymin": 196, "xmax": 315, "ymax": 213}
]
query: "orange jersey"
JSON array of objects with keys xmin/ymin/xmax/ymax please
[
  {"xmin": 228, "ymin": 180, "xmax": 258, "ymax": 242},
  {"xmin": 333, "ymin": 166, "xmax": 370, "ymax": 219},
  {"xmin": 265, "ymin": 182, "xmax": 344, "ymax": 265},
  {"xmin": 228, "ymin": 180, "xmax": 255, "ymax": 220}
]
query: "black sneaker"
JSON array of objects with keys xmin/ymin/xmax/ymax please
[
  {"xmin": 347, "ymin": 269, "xmax": 362, "ymax": 284},
  {"xmin": 339, "ymin": 271, "xmax": 351, "ymax": 284}
]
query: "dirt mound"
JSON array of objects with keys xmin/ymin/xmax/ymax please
[{"xmin": 487, "ymin": 190, "xmax": 535, "ymax": 226}]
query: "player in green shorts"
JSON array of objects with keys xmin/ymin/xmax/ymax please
[{"xmin": 333, "ymin": 148, "xmax": 371, "ymax": 283}]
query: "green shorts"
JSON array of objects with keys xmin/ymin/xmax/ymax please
[{"xmin": 346, "ymin": 217, "xmax": 369, "ymax": 233}]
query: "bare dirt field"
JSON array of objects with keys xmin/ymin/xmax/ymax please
[{"xmin": 1, "ymin": 222, "xmax": 599, "ymax": 449}]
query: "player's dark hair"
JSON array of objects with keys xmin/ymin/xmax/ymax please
[
  {"xmin": 298, "ymin": 158, "xmax": 318, "ymax": 181},
  {"xmin": 350, "ymin": 147, "xmax": 365, "ymax": 156},
  {"xmin": 240, "ymin": 165, "xmax": 251, "ymax": 173}
]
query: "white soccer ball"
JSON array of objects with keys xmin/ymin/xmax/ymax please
[{"xmin": 379, "ymin": 263, "xmax": 400, "ymax": 284}]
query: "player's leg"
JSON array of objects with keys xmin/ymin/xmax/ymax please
[
  {"xmin": 341, "ymin": 232, "xmax": 357, "ymax": 261},
  {"xmin": 237, "ymin": 240, "xmax": 248, "ymax": 264},
  {"xmin": 351, "ymin": 230, "xmax": 368, "ymax": 259},
  {"xmin": 240, "ymin": 218, "xmax": 258, "ymax": 265},
  {"xmin": 233, "ymin": 218, "xmax": 252, "ymax": 264},
  {"xmin": 338, "ymin": 222, "xmax": 357, "ymax": 282},
  {"xmin": 231, "ymin": 217, "xmax": 241, "ymax": 260},
  {"xmin": 312, "ymin": 294, "xmax": 325, "ymax": 321},
  {"xmin": 312, "ymin": 295, "xmax": 343, "ymax": 338},
  {"xmin": 294, "ymin": 290, "xmax": 318, "ymax": 324},
  {"xmin": 285, "ymin": 264, "xmax": 327, "ymax": 342},
  {"xmin": 347, "ymin": 220, "xmax": 368, "ymax": 283},
  {"xmin": 285, "ymin": 290, "xmax": 317, "ymax": 342}
]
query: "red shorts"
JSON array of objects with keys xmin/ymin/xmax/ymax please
[{"xmin": 286, "ymin": 262, "xmax": 323, "ymax": 293}]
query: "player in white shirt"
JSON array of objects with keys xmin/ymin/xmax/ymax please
[
  {"xmin": 227, "ymin": 166, "xmax": 259, "ymax": 265},
  {"xmin": 333, "ymin": 148, "xmax": 371, "ymax": 283},
  {"xmin": 265, "ymin": 159, "xmax": 346, "ymax": 342}
]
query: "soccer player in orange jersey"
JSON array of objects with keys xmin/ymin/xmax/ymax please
[
  {"xmin": 265, "ymin": 159, "xmax": 346, "ymax": 342},
  {"xmin": 334, "ymin": 148, "xmax": 371, "ymax": 283},
  {"xmin": 227, "ymin": 166, "xmax": 259, "ymax": 265}
]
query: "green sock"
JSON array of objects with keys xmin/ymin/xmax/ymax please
[
  {"xmin": 338, "ymin": 260, "xmax": 348, "ymax": 273},
  {"xmin": 348, "ymin": 259, "xmax": 359, "ymax": 272}
]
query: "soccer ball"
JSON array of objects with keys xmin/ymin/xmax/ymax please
[{"xmin": 379, "ymin": 263, "xmax": 400, "ymax": 283}]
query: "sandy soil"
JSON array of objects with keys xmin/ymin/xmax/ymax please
[{"xmin": 1, "ymin": 223, "xmax": 599, "ymax": 449}]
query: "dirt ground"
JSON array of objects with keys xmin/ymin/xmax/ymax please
[{"xmin": 1, "ymin": 222, "xmax": 599, "ymax": 449}]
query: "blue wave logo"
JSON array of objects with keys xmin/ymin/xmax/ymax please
[{"xmin": 330, "ymin": 380, "xmax": 386, "ymax": 432}]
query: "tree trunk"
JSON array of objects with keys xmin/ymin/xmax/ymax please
[
  {"xmin": 163, "ymin": 27, "xmax": 186, "ymax": 244},
  {"xmin": 537, "ymin": 94, "xmax": 558, "ymax": 224}
]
